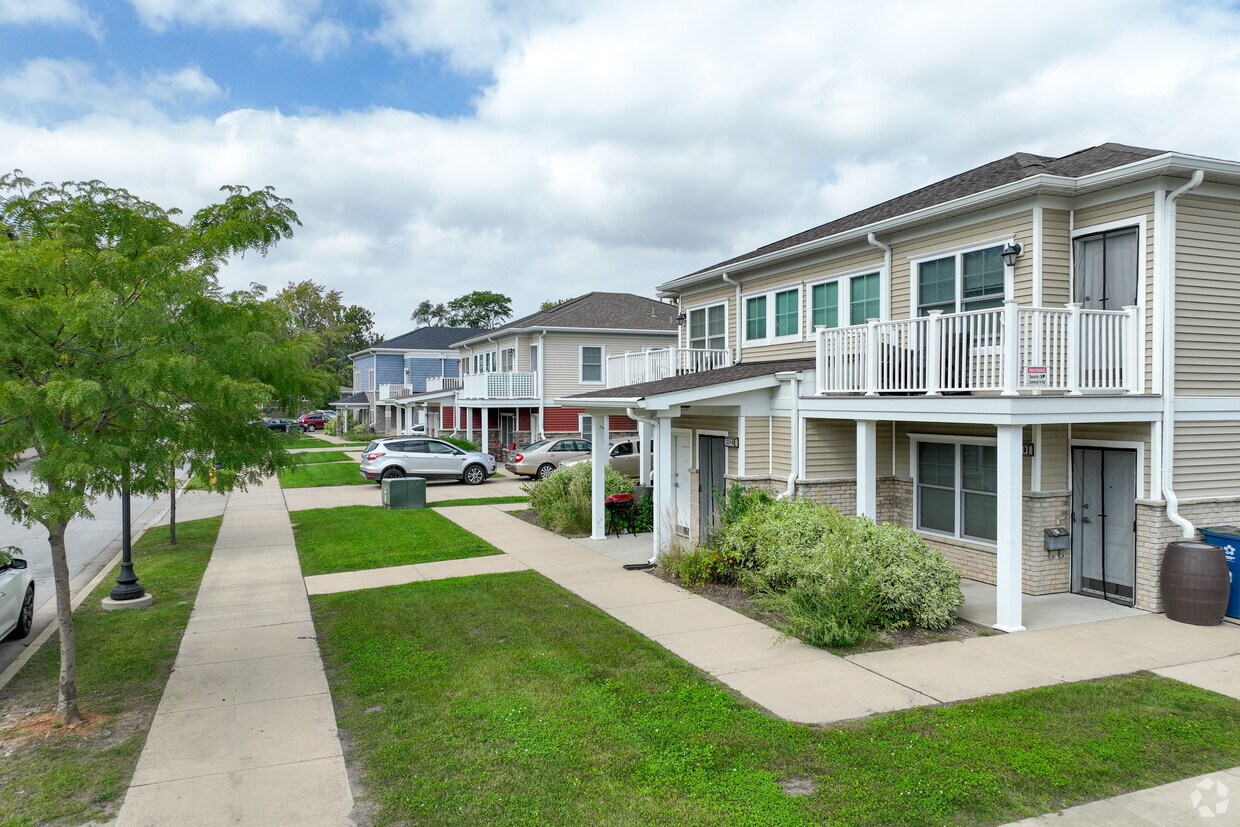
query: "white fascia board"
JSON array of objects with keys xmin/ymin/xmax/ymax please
[
  {"xmin": 454, "ymin": 327, "xmax": 676, "ymax": 348},
  {"xmin": 393, "ymin": 390, "xmax": 458, "ymax": 404},
  {"xmin": 1174, "ymin": 397, "xmax": 1240, "ymax": 421},
  {"xmin": 657, "ymin": 152, "xmax": 1240, "ymax": 298},
  {"xmin": 551, "ymin": 396, "xmax": 642, "ymax": 409},
  {"xmin": 798, "ymin": 393, "xmax": 1163, "ymax": 425},
  {"xmin": 639, "ymin": 374, "xmax": 784, "ymax": 411}
]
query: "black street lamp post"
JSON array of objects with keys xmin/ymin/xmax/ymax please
[{"xmin": 109, "ymin": 475, "xmax": 145, "ymax": 601}]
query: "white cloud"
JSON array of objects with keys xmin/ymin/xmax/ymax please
[
  {"xmin": 0, "ymin": 0, "xmax": 99, "ymax": 33},
  {"xmin": 7, "ymin": 0, "xmax": 1240, "ymax": 340},
  {"xmin": 128, "ymin": 0, "xmax": 316, "ymax": 34}
]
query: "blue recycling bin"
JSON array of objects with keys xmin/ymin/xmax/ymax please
[{"xmin": 1199, "ymin": 526, "xmax": 1240, "ymax": 619}]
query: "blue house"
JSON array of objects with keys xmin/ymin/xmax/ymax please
[{"xmin": 334, "ymin": 326, "xmax": 488, "ymax": 433}]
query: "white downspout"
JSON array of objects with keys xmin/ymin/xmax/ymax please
[
  {"xmin": 721, "ymin": 272, "xmax": 742, "ymax": 364},
  {"xmin": 775, "ymin": 372, "xmax": 802, "ymax": 500},
  {"xmin": 867, "ymin": 232, "xmax": 893, "ymax": 319},
  {"xmin": 1160, "ymin": 169, "xmax": 1204, "ymax": 537}
]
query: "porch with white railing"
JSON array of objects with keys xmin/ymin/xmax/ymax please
[
  {"xmin": 377, "ymin": 384, "xmax": 412, "ymax": 400},
  {"xmin": 814, "ymin": 301, "xmax": 1141, "ymax": 396},
  {"xmin": 460, "ymin": 371, "xmax": 538, "ymax": 400},
  {"xmin": 424, "ymin": 376, "xmax": 464, "ymax": 392},
  {"xmin": 605, "ymin": 347, "xmax": 733, "ymax": 388}
]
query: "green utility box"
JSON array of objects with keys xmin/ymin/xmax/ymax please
[{"xmin": 382, "ymin": 476, "xmax": 426, "ymax": 509}]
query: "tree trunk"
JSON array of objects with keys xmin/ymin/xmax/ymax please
[
  {"xmin": 47, "ymin": 520, "xmax": 82, "ymax": 725},
  {"xmin": 168, "ymin": 462, "xmax": 177, "ymax": 545}
]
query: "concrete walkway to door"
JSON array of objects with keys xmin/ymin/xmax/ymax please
[{"xmin": 437, "ymin": 506, "xmax": 1240, "ymax": 725}]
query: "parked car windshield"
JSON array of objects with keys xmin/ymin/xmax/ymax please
[{"xmin": 521, "ymin": 440, "xmax": 549, "ymax": 452}]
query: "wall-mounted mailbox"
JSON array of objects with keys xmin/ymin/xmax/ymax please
[{"xmin": 1044, "ymin": 526, "xmax": 1070, "ymax": 553}]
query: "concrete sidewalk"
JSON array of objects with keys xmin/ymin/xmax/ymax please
[{"xmin": 116, "ymin": 477, "xmax": 353, "ymax": 827}]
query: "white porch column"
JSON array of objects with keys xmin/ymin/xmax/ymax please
[
  {"xmin": 995, "ymin": 424, "xmax": 1026, "ymax": 632},
  {"xmin": 638, "ymin": 418, "xmax": 652, "ymax": 485},
  {"xmin": 653, "ymin": 414, "xmax": 673, "ymax": 558},
  {"xmin": 465, "ymin": 407, "xmax": 473, "ymax": 443},
  {"xmin": 342, "ymin": 408, "xmax": 349, "ymax": 434},
  {"xmin": 482, "ymin": 407, "xmax": 490, "ymax": 455},
  {"xmin": 856, "ymin": 419, "xmax": 877, "ymax": 520},
  {"xmin": 589, "ymin": 411, "xmax": 609, "ymax": 540}
]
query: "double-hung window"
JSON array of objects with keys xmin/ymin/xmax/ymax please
[
  {"xmin": 472, "ymin": 352, "xmax": 495, "ymax": 374},
  {"xmin": 917, "ymin": 244, "xmax": 1006, "ymax": 317},
  {"xmin": 580, "ymin": 345, "xmax": 604, "ymax": 383},
  {"xmin": 687, "ymin": 302, "xmax": 727, "ymax": 351},
  {"xmin": 743, "ymin": 286, "xmax": 801, "ymax": 346},
  {"xmin": 915, "ymin": 439, "xmax": 997, "ymax": 543},
  {"xmin": 500, "ymin": 347, "xmax": 515, "ymax": 373},
  {"xmin": 808, "ymin": 272, "xmax": 882, "ymax": 329}
]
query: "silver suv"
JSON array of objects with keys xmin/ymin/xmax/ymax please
[{"xmin": 359, "ymin": 437, "xmax": 495, "ymax": 485}]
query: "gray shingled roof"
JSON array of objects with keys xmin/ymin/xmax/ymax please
[
  {"xmin": 372, "ymin": 326, "xmax": 491, "ymax": 351},
  {"xmin": 456, "ymin": 293, "xmax": 677, "ymax": 346},
  {"xmin": 570, "ymin": 358, "xmax": 815, "ymax": 400},
  {"xmin": 684, "ymin": 143, "xmax": 1166, "ymax": 278},
  {"xmin": 332, "ymin": 391, "xmax": 372, "ymax": 406}
]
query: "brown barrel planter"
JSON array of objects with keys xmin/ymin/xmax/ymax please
[{"xmin": 1161, "ymin": 541, "xmax": 1230, "ymax": 625}]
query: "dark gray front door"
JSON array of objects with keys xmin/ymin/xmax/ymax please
[
  {"xmin": 698, "ymin": 435, "xmax": 727, "ymax": 539},
  {"xmin": 1071, "ymin": 447, "xmax": 1137, "ymax": 603}
]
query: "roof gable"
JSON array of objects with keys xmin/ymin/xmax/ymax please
[
  {"xmin": 456, "ymin": 293, "xmax": 677, "ymax": 345},
  {"xmin": 371, "ymin": 326, "xmax": 491, "ymax": 352}
]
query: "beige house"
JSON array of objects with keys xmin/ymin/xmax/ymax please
[
  {"xmin": 565, "ymin": 143, "xmax": 1240, "ymax": 632},
  {"xmin": 393, "ymin": 292, "xmax": 680, "ymax": 452}
]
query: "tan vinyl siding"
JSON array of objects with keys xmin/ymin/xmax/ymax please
[
  {"xmin": 675, "ymin": 415, "xmax": 739, "ymax": 476},
  {"xmin": 770, "ymin": 416, "xmax": 792, "ymax": 475},
  {"xmin": 542, "ymin": 332, "xmax": 677, "ymax": 398},
  {"xmin": 1039, "ymin": 424, "xmax": 1070, "ymax": 490},
  {"xmin": 680, "ymin": 285, "xmax": 734, "ymax": 352},
  {"xmin": 890, "ymin": 210, "xmax": 1035, "ymax": 318},
  {"xmin": 1069, "ymin": 422, "xmax": 1152, "ymax": 499},
  {"xmin": 1174, "ymin": 195, "xmax": 1240, "ymax": 395},
  {"xmin": 804, "ymin": 418, "xmax": 855, "ymax": 477},
  {"xmin": 1041, "ymin": 209, "xmax": 1071, "ymax": 307},
  {"xmin": 743, "ymin": 416, "xmax": 771, "ymax": 475},
  {"xmin": 877, "ymin": 421, "xmax": 896, "ymax": 476},
  {"xmin": 1073, "ymin": 193, "xmax": 1154, "ymax": 232},
  {"xmin": 1174, "ymin": 421, "xmax": 1240, "ymax": 498},
  {"xmin": 893, "ymin": 422, "xmax": 1036, "ymax": 489}
]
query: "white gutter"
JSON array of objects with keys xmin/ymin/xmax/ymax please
[
  {"xmin": 866, "ymin": 233, "xmax": 892, "ymax": 319},
  {"xmin": 1159, "ymin": 169, "xmax": 1204, "ymax": 538},
  {"xmin": 774, "ymin": 371, "xmax": 802, "ymax": 500},
  {"xmin": 721, "ymin": 272, "xmax": 742, "ymax": 364}
]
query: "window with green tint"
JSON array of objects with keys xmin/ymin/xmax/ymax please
[
  {"xmin": 917, "ymin": 441, "xmax": 998, "ymax": 543},
  {"xmin": 918, "ymin": 256, "xmax": 956, "ymax": 315},
  {"xmin": 811, "ymin": 281, "xmax": 838, "ymax": 329},
  {"xmin": 775, "ymin": 289, "xmax": 799, "ymax": 337},
  {"xmin": 849, "ymin": 273, "xmax": 880, "ymax": 325},
  {"xmin": 745, "ymin": 296, "xmax": 767, "ymax": 340},
  {"xmin": 917, "ymin": 442, "xmax": 956, "ymax": 534},
  {"xmin": 962, "ymin": 246, "xmax": 1005, "ymax": 310}
]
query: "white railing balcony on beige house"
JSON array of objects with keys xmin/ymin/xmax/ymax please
[
  {"xmin": 377, "ymin": 384, "xmax": 412, "ymax": 401},
  {"xmin": 424, "ymin": 376, "xmax": 464, "ymax": 392},
  {"xmin": 815, "ymin": 301, "xmax": 1142, "ymax": 397},
  {"xmin": 460, "ymin": 371, "xmax": 539, "ymax": 400},
  {"xmin": 606, "ymin": 347, "xmax": 733, "ymax": 389}
]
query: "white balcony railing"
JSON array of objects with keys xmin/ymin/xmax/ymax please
[
  {"xmin": 424, "ymin": 376, "xmax": 464, "ymax": 392},
  {"xmin": 814, "ymin": 301, "xmax": 1140, "ymax": 396},
  {"xmin": 460, "ymin": 371, "xmax": 538, "ymax": 400},
  {"xmin": 377, "ymin": 384, "xmax": 412, "ymax": 400},
  {"xmin": 606, "ymin": 347, "xmax": 733, "ymax": 388}
]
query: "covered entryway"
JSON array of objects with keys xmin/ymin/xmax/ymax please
[
  {"xmin": 673, "ymin": 430, "xmax": 691, "ymax": 536},
  {"xmin": 1071, "ymin": 447, "xmax": 1138, "ymax": 604},
  {"xmin": 697, "ymin": 435, "xmax": 727, "ymax": 539}
]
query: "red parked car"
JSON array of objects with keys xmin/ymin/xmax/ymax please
[{"xmin": 296, "ymin": 413, "xmax": 328, "ymax": 432}]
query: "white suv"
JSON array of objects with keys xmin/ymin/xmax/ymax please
[{"xmin": 359, "ymin": 437, "xmax": 495, "ymax": 485}]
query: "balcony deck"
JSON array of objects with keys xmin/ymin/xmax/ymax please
[
  {"xmin": 606, "ymin": 347, "xmax": 732, "ymax": 388},
  {"xmin": 459, "ymin": 371, "xmax": 537, "ymax": 400}
]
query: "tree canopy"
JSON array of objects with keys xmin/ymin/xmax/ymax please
[
  {"xmin": 263, "ymin": 279, "xmax": 381, "ymax": 394},
  {"xmin": 0, "ymin": 172, "xmax": 327, "ymax": 723},
  {"xmin": 411, "ymin": 290, "xmax": 512, "ymax": 329}
]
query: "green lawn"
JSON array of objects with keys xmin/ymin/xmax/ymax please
[
  {"xmin": 291, "ymin": 505, "xmax": 502, "ymax": 576},
  {"xmin": 430, "ymin": 495, "xmax": 529, "ymax": 508},
  {"xmin": 0, "ymin": 517, "xmax": 220, "ymax": 827},
  {"xmin": 278, "ymin": 461, "xmax": 369, "ymax": 488},
  {"xmin": 311, "ymin": 571, "xmax": 1240, "ymax": 826},
  {"xmin": 289, "ymin": 450, "xmax": 354, "ymax": 464}
]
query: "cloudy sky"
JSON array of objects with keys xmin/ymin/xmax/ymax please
[{"xmin": 3, "ymin": 1, "xmax": 1239, "ymax": 339}]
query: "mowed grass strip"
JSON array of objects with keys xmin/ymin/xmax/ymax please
[
  {"xmin": 0, "ymin": 517, "xmax": 220, "ymax": 827},
  {"xmin": 291, "ymin": 505, "xmax": 501, "ymax": 576},
  {"xmin": 278, "ymin": 461, "xmax": 369, "ymax": 489},
  {"xmin": 311, "ymin": 571, "xmax": 1240, "ymax": 827},
  {"xmin": 289, "ymin": 450, "xmax": 353, "ymax": 464},
  {"xmin": 430, "ymin": 495, "xmax": 529, "ymax": 508}
]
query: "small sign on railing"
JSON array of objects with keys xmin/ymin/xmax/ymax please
[{"xmin": 1025, "ymin": 366, "xmax": 1048, "ymax": 387}]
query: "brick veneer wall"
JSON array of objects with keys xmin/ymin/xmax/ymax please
[
  {"xmin": 1022, "ymin": 491, "xmax": 1072, "ymax": 596},
  {"xmin": 795, "ymin": 479, "xmax": 857, "ymax": 514},
  {"xmin": 1134, "ymin": 496, "xmax": 1240, "ymax": 612}
]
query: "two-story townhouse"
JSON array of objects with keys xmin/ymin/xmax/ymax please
[
  {"xmin": 422, "ymin": 293, "xmax": 679, "ymax": 453},
  {"xmin": 565, "ymin": 143, "xmax": 1240, "ymax": 632},
  {"xmin": 332, "ymin": 325, "xmax": 487, "ymax": 434}
]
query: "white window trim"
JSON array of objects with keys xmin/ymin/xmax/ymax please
[
  {"xmin": 579, "ymin": 413, "xmax": 595, "ymax": 436},
  {"xmin": 807, "ymin": 267, "xmax": 884, "ymax": 331},
  {"xmin": 500, "ymin": 347, "xmax": 516, "ymax": 373},
  {"xmin": 579, "ymin": 344, "xmax": 605, "ymax": 384},
  {"xmin": 1068, "ymin": 438, "xmax": 1146, "ymax": 500},
  {"xmin": 910, "ymin": 434, "xmax": 1001, "ymax": 547},
  {"xmin": 741, "ymin": 285, "xmax": 802, "ymax": 348},
  {"xmin": 1069, "ymin": 217, "xmax": 1147, "ymax": 396},
  {"xmin": 908, "ymin": 236, "xmax": 1015, "ymax": 318},
  {"xmin": 685, "ymin": 300, "xmax": 729, "ymax": 352}
]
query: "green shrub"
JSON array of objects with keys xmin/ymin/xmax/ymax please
[
  {"xmin": 523, "ymin": 462, "xmax": 634, "ymax": 535},
  {"xmin": 441, "ymin": 436, "xmax": 479, "ymax": 452}
]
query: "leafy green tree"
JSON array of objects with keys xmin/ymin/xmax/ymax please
[
  {"xmin": 540, "ymin": 297, "xmax": 571, "ymax": 311},
  {"xmin": 0, "ymin": 173, "xmax": 327, "ymax": 724},
  {"xmin": 269, "ymin": 279, "xmax": 380, "ymax": 395},
  {"xmin": 445, "ymin": 290, "xmax": 512, "ymax": 328},
  {"xmin": 410, "ymin": 299, "xmax": 449, "ymax": 326}
]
